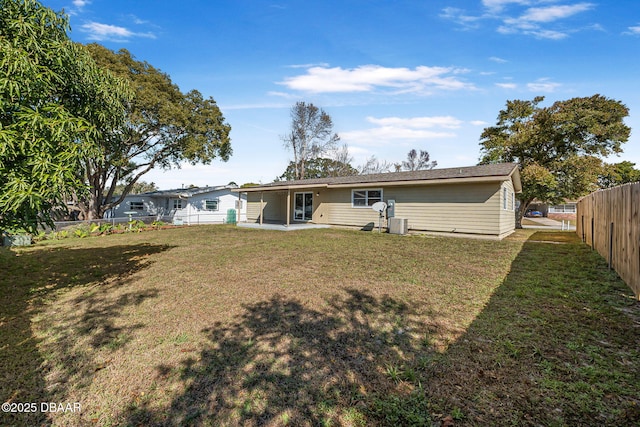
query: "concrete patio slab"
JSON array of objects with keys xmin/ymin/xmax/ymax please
[{"xmin": 236, "ymin": 222, "xmax": 331, "ymax": 231}]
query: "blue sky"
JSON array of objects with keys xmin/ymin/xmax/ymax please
[{"xmin": 43, "ymin": 0, "xmax": 640, "ymax": 189}]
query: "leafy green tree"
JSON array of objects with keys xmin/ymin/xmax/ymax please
[
  {"xmin": 109, "ymin": 180, "xmax": 159, "ymax": 196},
  {"xmin": 279, "ymin": 158, "xmax": 358, "ymax": 180},
  {"xmin": 282, "ymin": 102, "xmax": 340, "ymax": 180},
  {"xmin": 480, "ymin": 95, "xmax": 630, "ymax": 228},
  {"xmin": 0, "ymin": 0, "xmax": 129, "ymax": 232},
  {"xmin": 599, "ymin": 161, "xmax": 640, "ymax": 188},
  {"xmin": 73, "ymin": 44, "xmax": 232, "ymax": 220}
]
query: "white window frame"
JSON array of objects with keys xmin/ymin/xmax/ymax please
[
  {"xmin": 129, "ymin": 201, "xmax": 144, "ymax": 211},
  {"xmin": 549, "ymin": 204, "xmax": 576, "ymax": 213},
  {"xmin": 351, "ymin": 188, "xmax": 383, "ymax": 208},
  {"xmin": 172, "ymin": 199, "xmax": 183, "ymax": 210},
  {"xmin": 204, "ymin": 199, "xmax": 219, "ymax": 211},
  {"xmin": 294, "ymin": 192, "xmax": 313, "ymax": 221},
  {"xmin": 503, "ymin": 187, "xmax": 508, "ymax": 210}
]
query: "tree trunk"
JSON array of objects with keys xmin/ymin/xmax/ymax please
[
  {"xmin": 515, "ymin": 198, "xmax": 533, "ymax": 229},
  {"xmin": 79, "ymin": 190, "xmax": 105, "ymax": 221}
]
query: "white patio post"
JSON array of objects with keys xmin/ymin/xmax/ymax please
[
  {"xmin": 260, "ymin": 192, "xmax": 263, "ymax": 225},
  {"xmin": 286, "ymin": 190, "xmax": 291, "ymax": 227}
]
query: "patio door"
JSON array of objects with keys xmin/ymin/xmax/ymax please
[{"xmin": 294, "ymin": 192, "xmax": 313, "ymax": 221}]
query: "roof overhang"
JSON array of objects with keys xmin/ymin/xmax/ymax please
[
  {"xmin": 234, "ymin": 173, "xmax": 522, "ymax": 193},
  {"xmin": 510, "ymin": 167, "xmax": 523, "ymax": 193}
]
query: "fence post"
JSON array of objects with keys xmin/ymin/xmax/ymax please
[
  {"xmin": 581, "ymin": 215, "xmax": 585, "ymax": 242},
  {"xmin": 609, "ymin": 222, "xmax": 614, "ymax": 270}
]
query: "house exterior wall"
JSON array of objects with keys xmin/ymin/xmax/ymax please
[
  {"xmin": 110, "ymin": 196, "xmax": 157, "ymax": 217},
  {"xmin": 244, "ymin": 179, "xmax": 516, "ymax": 237},
  {"xmin": 111, "ymin": 190, "xmax": 246, "ymax": 224},
  {"xmin": 246, "ymin": 192, "xmax": 286, "ymax": 222},
  {"xmin": 498, "ymin": 180, "xmax": 517, "ymax": 236},
  {"xmin": 170, "ymin": 192, "xmax": 247, "ymax": 224},
  {"xmin": 320, "ymin": 182, "xmax": 505, "ymax": 235}
]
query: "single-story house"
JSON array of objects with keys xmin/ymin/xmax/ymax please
[
  {"xmin": 526, "ymin": 201, "xmax": 577, "ymax": 220},
  {"xmin": 108, "ymin": 184, "xmax": 247, "ymax": 224},
  {"xmin": 232, "ymin": 163, "xmax": 522, "ymax": 239}
]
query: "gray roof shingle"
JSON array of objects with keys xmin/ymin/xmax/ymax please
[{"xmin": 240, "ymin": 163, "xmax": 520, "ymax": 190}]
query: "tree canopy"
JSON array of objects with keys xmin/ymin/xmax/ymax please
[
  {"xmin": 599, "ymin": 161, "xmax": 640, "ymax": 188},
  {"xmin": 402, "ymin": 149, "xmax": 437, "ymax": 171},
  {"xmin": 108, "ymin": 180, "xmax": 158, "ymax": 196},
  {"xmin": 479, "ymin": 95, "xmax": 630, "ymax": 227},
  {"xmin": 282, "ymin": 102, "xmax": 339, "ymax": 180},
  {"xmin": 0, "ymin": 0, "xmax": 129, "ymax": 232},
  {"xmin": 279, "ymin": 157, "xmax": 358, "ymax": 181},
  {"xmin": 73, "ymin": 44, "xmax": 232, "ymax": 220}
]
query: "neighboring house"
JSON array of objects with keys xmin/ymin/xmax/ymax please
[
  {"xmin": 108, "ymin": 184, "xmax": 247, "ymax": 224},
  {"xmin": 233, "ymin": 163, "xmax": 522, "ymax": 239},
  {"xmin": 527, "ymin": 201, "xmax": 577, "ymax": 220}
]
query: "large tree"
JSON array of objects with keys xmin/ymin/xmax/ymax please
[
  {"xmin": 279, "ymin": 158, "xmax": 358, "ymax": 181},
  {"xmin": 109, "ymin": 180, "xmax": 158, "ymax": 196},
  {"xmin": 282, "ymin": 101, "xmax": 340, "ymax": 180},
  {"xmin": 0, "ymin": 0, "xmax": 129, "ymax": 232},
  {"xmin": 599, "ymin": 161, "xmax": 640, "ymax": 188},
  {"xmin": 402, "ymin": 149, "xmax": 437, "ymax": 171},
  {"xmin": 480, "ymin": 95, "xmax": 630, "ymax": 228},
  {"xmin": 358, "ymin": 155, "xmax": 395, "ymax": 174},
  {"xmin": 73, "ymin": 44, "xmax": 232, "ymax": 220}
]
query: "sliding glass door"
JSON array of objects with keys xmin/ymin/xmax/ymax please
[{"xmin": 294, "ymin": 192, "xmax": 313, "ymax": 221}]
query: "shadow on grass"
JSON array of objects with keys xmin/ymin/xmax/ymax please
[
  {"xmin": 126, "ymin": 289, "xmax": 433, "ymax": 426},
  {"xmin": 423, "ymin": 231, "xmax": 640, "ymax": 426},
  {"xmin": 0, "ymin": 243, "xmax": 172, "ymax": 426}
]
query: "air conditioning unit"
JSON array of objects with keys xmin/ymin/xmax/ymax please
[{"xmin": 388, "ymin": 217, "xmax": 408, "ymax": 235}]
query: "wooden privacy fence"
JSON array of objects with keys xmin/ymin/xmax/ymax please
[{"xmin": 576, "ymin": 182, "xmax": 640, "ymax": 300}]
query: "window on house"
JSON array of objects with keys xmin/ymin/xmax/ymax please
[
  {"xmin": 352, "ymin": 189, "xmax": 383, "ymax": 207},
  {"xmin": 205, "ymin": 199, "xmax": 219, "ymax": 211},
  {"xmin": 129, "ymin": 201, "xmax": 144, "ymax": 211},
  {"xmin": 549, "ymin": 204, "xmax": 576, "ymax": 213},
  {"xmin": 503, "ymin": 187, "xmax": 508, "ymax": 210},
  {"xmin": 172, "ymin": 199, "xmax": 183, "ymax": 209}
]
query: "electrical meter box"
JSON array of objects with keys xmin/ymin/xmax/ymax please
[{"xmin": 386, "ymin": 199, "xmax": 396, "ymax": 218}]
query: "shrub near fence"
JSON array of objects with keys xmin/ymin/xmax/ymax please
[{"xmin": 576, "ymin": 182, "xmax": 640, "ymax": 300}]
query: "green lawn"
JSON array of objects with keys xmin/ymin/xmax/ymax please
[{"xmin": 1, "ymin": 226, "xmax": 638, "ymax": 426}]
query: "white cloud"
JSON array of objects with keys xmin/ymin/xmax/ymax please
[
  {"xmin": 498, "ymin": 3, "xmax": 594, "ymax": 39},
  {"xmin": 518, "ymin": 3, "xmax": 594, "ymax": 23},
  {"xmin": 366, "ymin": 116, "xmax": 463, "ymax": 129},
  {"xmin": 495, "ymin": 82, "xmax": 518, "ymax": 89},
  {"xmin": 80, "ymin": 21, "xmax": 156, "ymax": 41},
  {"xmin": 339, "ymin": 115, "xmax": 463, "ymax": 147},
  {"xmin": 279, "ymin": 65, "xmax": 474, "ymax": 94},
  {"xmin": 72, "ymin": 0, "xmax": 90, "ymax": 7},
  {"xmin": 489, "ymin": 56, "xmax": 508, "ymax": 63},
  {"xmin": 444, "ymin": 1, "xmax": 595, "ymax": 40},
  {"xmin": 527, "ymin": 78, "xmax": 561, "ymax": 92},
  {"xmin": 341, "ymin": 128, "xmax": 457, "ymax": 146},
  {"xmin": 626, "ymin": 24, "xmax": 640, "ymax": 35},
  {"xmin": 482, "ymin": 0, "xmax": 531, "ymax": 13},
  {"xmin": 286, "ymin": 62, "xmax": 331, "ymax": 69},
  {"xmin": 470, "ymin": 120, "xmax": 489, "ymax": 126},
  {"xmin": 440, "ymin": 7, "xmax": 482, "ymax": 29}
]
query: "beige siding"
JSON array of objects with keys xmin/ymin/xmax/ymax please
[
  {"xmin": 321, "ymin": 182, "xmax": 507, "ymax": 236},
  {"xmin": 498, "ymin": 180, "xmax": 517, "ymax": 236},
  {"xmin": 244, "ymin": 179, "xmax": 516, "ymax": 237},
  {"xmin": 246, "ymin": 192, "xmax": 286, "ymax": 222}
]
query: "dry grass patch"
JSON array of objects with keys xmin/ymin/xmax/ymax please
[{"xmin": 1, "ymin": 226, "xmax": 638, "ymax": 426}]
